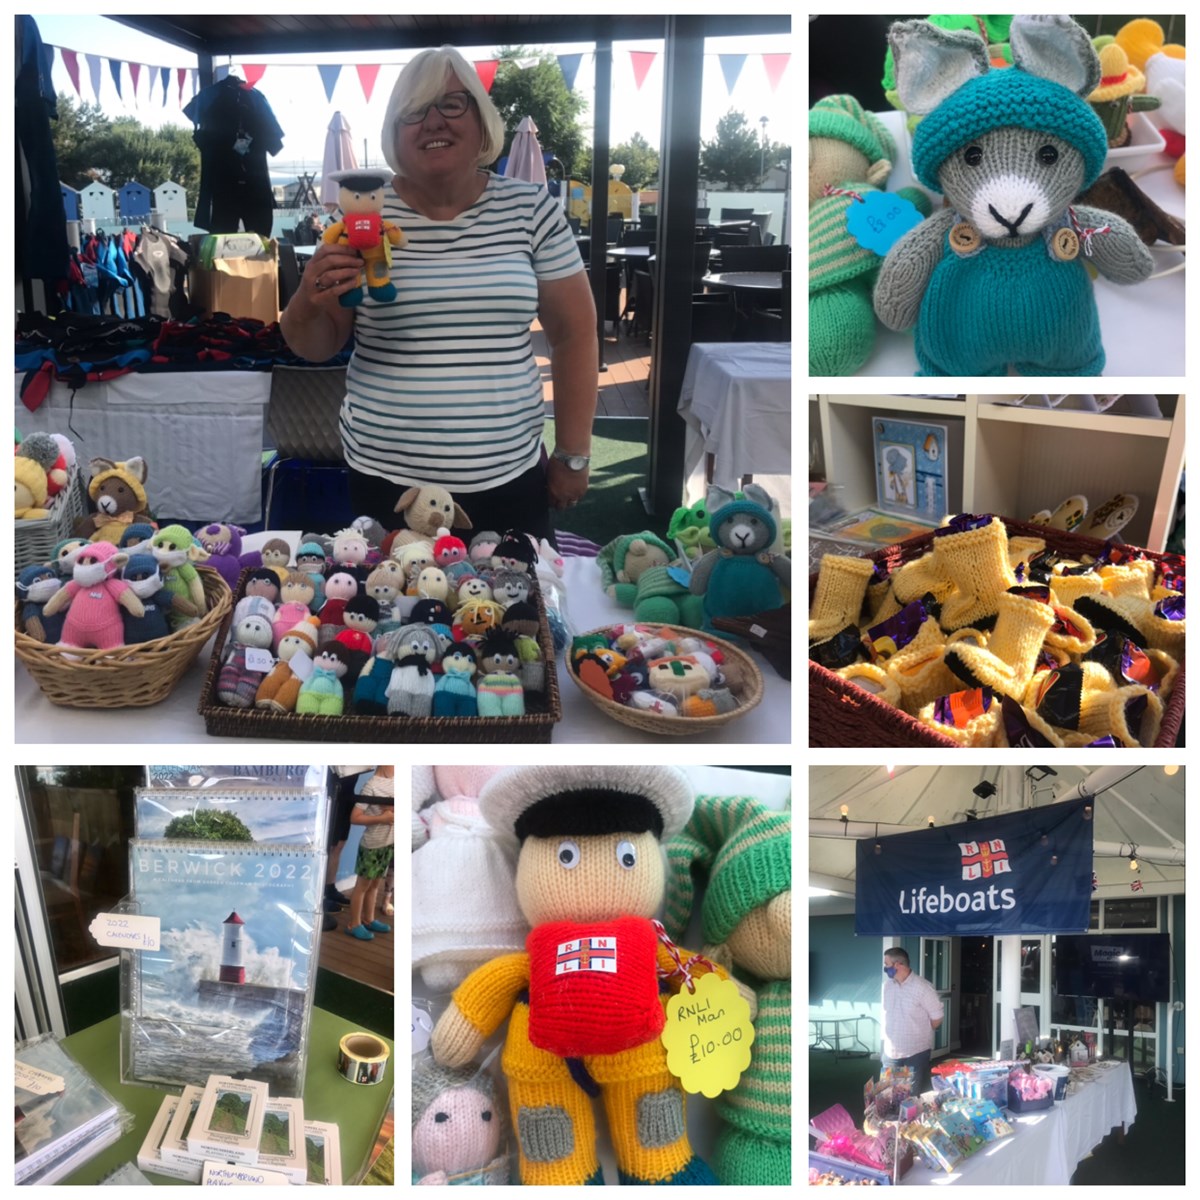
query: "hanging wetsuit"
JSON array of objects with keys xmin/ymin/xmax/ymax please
[{"xmin": 184, "ymin": 76, "xmax": 284, "ymax": 237}]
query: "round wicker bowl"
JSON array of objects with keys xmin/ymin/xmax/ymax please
[
  {"xmin": 15, "ymin": 566, "xmax": 232, "ymax": 708},
  {"xmin": 567, "ymin": 623, "xmax": 764, "ymax": 735}
]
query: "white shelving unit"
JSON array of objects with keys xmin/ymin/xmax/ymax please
[{"xmin": 814, "ymin": 395, "xmax": 1184, "ymax": 552}]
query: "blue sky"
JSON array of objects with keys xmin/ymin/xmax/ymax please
[{"xmin": 32, "ymin": 14, "xmax": 793, "ymax": 177}]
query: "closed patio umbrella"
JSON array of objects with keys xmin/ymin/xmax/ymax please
[
  {"xmin": 503, "ymin": 115, "xmax": 547, "ymax": 186},
  {"xmin": 321, "ymin": 111, "xmax": 359, "ymax": 209}
]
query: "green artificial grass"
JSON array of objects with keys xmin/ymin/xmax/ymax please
[{"xmin": 548, "ymin": 417, "xmax": 649, "ymax": 546}]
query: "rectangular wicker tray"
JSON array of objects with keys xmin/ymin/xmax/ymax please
[
  {"xmin": 198, "ymin": 570, "xmax": 561, "ymax": 743},
  {"xmin": 809, "ymin": 516, "xmax": 1185, "ymax": 749}
]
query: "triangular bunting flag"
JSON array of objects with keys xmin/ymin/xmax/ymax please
[
  {"xmin": 160, "ymin": 65, "xmax": 170, "ymax": 106},
  {"xmin": 718, "ymin": 53, "xmax": 746, "ymax": 96},
  {"xmin": 474, "ymin": 59, "xmax": 498, "ymax": 93},
  {"xmin": 514, "ymin": 56, "xmax": 540, "ymax": 70},
  {"xmin": 86, "ymin": 53, "xmax": 102, "ymax": 102},
  {"xmin": 61, "ymin": 48, "xmax": 82, "ymax": 97},
  {"xmin": 129, "ymin": 62, "xmax": 142, "ymax": 103},
  {"xmin": 356, "ymin": 64, "xmax": 380, "ymax": 102},
  {"xmin": 109, "ymin": 57, "xmax": 123, "ymax": 99},
  {"xmin": 318, "ymin": 64, "xmax": 341, "ymax": 103},
  {"xmin": 177, "ymin": 66, "xmax": 189, "ymax": 106},
  {"xmin": 243, "ymin": 64, "xmax": 267, "ymax": 88},
  {"xmin": 556, "ymin": 52, "xmax": 582, "ymax": 91},
  {"xmin": 629, "ymin": 50, "xmax": 656, "ymax": 90},
  {"xmin": 762, "ymin": 53, "xmax": 790, "ymax": 91}
]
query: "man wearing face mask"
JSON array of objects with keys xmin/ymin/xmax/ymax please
[{"xmin": 880, "ymin": 947, "xmax": 943, "ymax": 1095}]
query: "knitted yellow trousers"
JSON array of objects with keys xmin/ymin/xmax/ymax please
[{"xmin": 501, "ymin": 999, "xmax": 696, "ymax": 1185}]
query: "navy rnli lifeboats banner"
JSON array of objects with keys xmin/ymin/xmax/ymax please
[{"xmin": 855, "ymin": 799, "xmax": 1093, "ymax": 936}]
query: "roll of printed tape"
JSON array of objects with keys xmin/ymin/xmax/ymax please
[{"xmin": 336, "ymin": 1031, "xmax": 390, "ymax": 1085}]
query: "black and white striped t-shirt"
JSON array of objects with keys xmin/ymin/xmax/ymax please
[{"xmin": 341, "ymin": 172, "xmax": 583, "ymax": 492}]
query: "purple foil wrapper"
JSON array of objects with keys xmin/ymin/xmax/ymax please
[
  {"xmin": 810, "ymin": 624, "xmax": 866, "ymax": 670},
  {"xmin": 1010, "ymin": 584, "xmax": 1051, "ymax": 604},
  {"xmin": 1001, "ymin": 695, "xmax": 1056, "ymax": 747},
  {"xmin": 1155, "ymin": 595, "xmax": 1185, "ymax": 622},
  {"xmin": 933, "ymin": 513, "xmax": 992, "ymax": 538},
  {"xmin": 867, "ymin": 600, "xmax": 927, "ymax": 656},
  {"xmin": 1125, "ymin": 694, "xmax": 1149, "ymax": 730},
  {"xmin": 1086, "ymin": 737, "xmax": 1119, "ymax": 747},
  {"xmin": 870, "ymin": 561, "xmax": 891, "ymax": 585}
]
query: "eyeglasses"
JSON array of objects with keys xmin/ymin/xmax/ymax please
[{"xmin": 399, "ymin": 91, "xmax": 473, "ymax": 125}]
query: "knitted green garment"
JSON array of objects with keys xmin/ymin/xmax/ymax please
[
  {"xmin": 809, "ymin": 185, "xmax": 884, "ymax": 294},
  {"xmin": 714, "ymin": 979, "xmax": 791, "ymax": 1184}
]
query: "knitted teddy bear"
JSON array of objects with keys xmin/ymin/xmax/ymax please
[
  {"xmin": 430, "ymin": 765, "xmax": 749, "ymax": 1185},
  {"xmin": 43, "ymin": 542, "xmax": 145, "ymax": 649},
  {"xmin": 809, "ymin": 94, "xmax": 932, "ymax": 375},
  {"xmin": 196, "ymin": 522, "xmax": 262, "ymax": 589},
  {"xmin": 688, "ymin": 483, "xmax": 790, "ymax": 636},
  {"xmin": 874, "ymin": 14, "xmax": 1155, "ymax": 376},
  {"xmin": 412, "ymin": 1061, "xmax": 508, "ymax": 1185},
  {"xmin": 413, "ymin": 766, "xmax": 527, "ymax": 989},
  {"xmin": 664, "ymin": 794, "xmax": 791, "ymax": 1186},
  {"xmin": 75, "ymin": 456, "xmax": 155, "ymax": 543}
]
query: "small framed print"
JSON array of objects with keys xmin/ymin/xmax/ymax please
[
  {"xmin": 873, "ymin": 417, "xmax": 949, "ymax": 521},
  {"xmin": 302, "ymin": 1120, "xmax": 342, "ymax": 1186},
  {"xmin": 187, "ymin": 1075, "xmax": 268, "ymax": 1166},
  {"xmin": 256, "ymin": 1096, "xmax": 306, "ymax": 1185}
]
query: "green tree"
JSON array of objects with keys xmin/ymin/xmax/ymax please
[
  {"xmin": 699, "ymin": 109, "xmax": 767, "ymax": 190},
  {"xmin": 488, "ymin": 47, "xmax": 589, "ymax": 180},
  {"xmin": 51, "ymin": 93, "xmax": 113, "ymax": 189},
  {"xmin": 164, "ymin": 809, "xmax": 254, "ymax": 842}
]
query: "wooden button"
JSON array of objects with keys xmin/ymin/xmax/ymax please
[
  {"xmin": 1051, "ymin": 227, "xmax": 1080, "ymax": 261},
  {"xmin": 949, "ymin": 222, "xmax": 981, "ymax": 255}
]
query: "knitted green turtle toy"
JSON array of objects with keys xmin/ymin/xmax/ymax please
[
  {"xmin": 664, "ymin": 794, "xmax": 792, "ymax": 1186},
  {"xmin": 809, "ymin": 94, "xmax": 932, "ymax": 375},
  {"xmin": 873, "ymin": 13, "xmax": 1155, "ymax": 376}
]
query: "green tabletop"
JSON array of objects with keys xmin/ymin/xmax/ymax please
[{"xmin": 58, "ymin": 1008, "xmax": 393, "ymax": 1185}]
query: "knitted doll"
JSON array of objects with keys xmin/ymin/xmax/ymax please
[
  {"xmin": 150, "ymin": 524, "xmax": 208, "ymax": 629},
  {"xmin": 475, "ymin": 631, "xmax": 525, "ymax": 717},
  {"xmin": 874, "ymin": 14, "xmax": 1154, "ymax": 376},
  {"xmin": 120, "ymin": 552, "xmax": 197, "ymax": 643},
  {"xmin": 689, "ymin": 484, "xmax": 790, "ymax": 636},
  {"xmin": 433, "ymin": 645, "xmax": 480, "ymax": 717},
  {"xmin": 255, "ymin": 617, "xmax": 320, "ymax": 712},
  {"xmin": 664, "ymin": 794, "xmax": 791, "ymax": 1186},
  {"xmin": 42, "ymin": 542, "xmax": 144, "ymax": 649},
  {"xmin": 14, "ymin": 452, "xmax": 50, "ymax": 519},
  {"xmin": 217, "ymin": 596, "xmax": 276, "ymax": 708},
  {"xmin": 323, "ymin": 170, "xmax": 407, "ymax": 305},
  {"xmin": 273, "ymin": 571, "xmax": 319, "ymax": 651},
  {"xmin": 468, "ymin": 530, "xmax": 501, "ymax": 567},
  {"xmin": 412, "ymin": 1061, "xmax": 508, "ymax": 1185},
  {"xmin": 243, "ymin": 567, "xmax": 281, "ymax": 605},
  {"xmin": 296, "ymin": 645, "xmax": 350, "ymax": 716},
  {"xmin": 353, "ymin": 628, "xmax": 405, "ymax": 716},
  {"xmin": 413, "ymin": 766, "xmax": 527, "ymax": 989},
  {"xmin": 809, "ymin": 94, "xmax": 932, "ymax": 375},
  {"xmin": 17, "ymin": 565, "xmax": 65, "ymax": 642},
  {"xmin": 386, "ymin": 623, "xmax": 441, "ymax": 717},
  {"xmin": 318, "ymin": 571, "xmax": 360, "ymax": 644}
]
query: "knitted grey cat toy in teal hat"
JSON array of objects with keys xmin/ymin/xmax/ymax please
[{"xmin": 873, "ymin": 13, "xmax": 1154, "ymax": 376}]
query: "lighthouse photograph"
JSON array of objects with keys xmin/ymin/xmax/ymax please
[{"xmin": 126, "ymin": 841, "xmax": 321, "ymax": 1094}]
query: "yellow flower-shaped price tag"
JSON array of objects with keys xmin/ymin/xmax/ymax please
[{"xmin": 661, "ymin": 973, "xmax": 754, "ymax": 1098}]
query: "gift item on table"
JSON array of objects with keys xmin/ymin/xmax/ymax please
[
  {"xmin": 217, "ymin": 594, "xmax": 276, "ymax": 708},
  {"xmin": 412, "ymin": 1059, "xmax": 509, "ymax": 1185},
  {"xmin": 322, "ymin": 170, "xmax": 407, "ymax": 306},
  {"xmin": 17, "ymin": 563, "xmax": 67, "ymax": 643},
  {"xmin": 150, "ymin": 525, "xmax": 209, "ymax": 629},
  {"xmin": 386, "ymin": 484, "xmax": 472, "ymax": 553},
  {"xmin": 940, "ymin": 1097, "xmax": 1014, "ymax": 1141},
  {"xmin": 295, "ymin": 645, "xmax": 350, "ymax": 715},
  {"xmin": 75, "ymin": 455, "xmax": 155, "ymax": 543},
  {"xmin": 196, "ymin": 522, "xmax": 262, "ymax": 588},
  {"xmin": 42, "ymin": 541, "xmax": 145, "ymax": 650},
  {"xmin": 255, "ymin": 618, "xmax": 320, "ymax": 712},
  {"xmin": 120, "ymin": 552, "xmax": 194, "ymax": 643}
]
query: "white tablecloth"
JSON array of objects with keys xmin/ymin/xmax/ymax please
[
  {"xmin": 677, "ymin": 342, "xmax": 792, "ymax": 494},
  {"xmin": 15, "ymin": 370, "xmax": 271, "ymax": 523},
  {"xmin": 854, "ymin": 110, "xmax": 1185, "ymax": 377},
  {"xmin": 16, "ymin": 532, "xmax": 791, "ymax": 744},
  {"xmin": 900, "ymin": 1063, "xmax": 1137, "ymax": 1186}
]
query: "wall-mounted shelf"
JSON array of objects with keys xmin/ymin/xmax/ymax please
[{"xmin": 813, "ymin": 395, "xmax": 1185, "ymax": 552}]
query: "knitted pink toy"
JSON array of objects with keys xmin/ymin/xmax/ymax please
[
  {"xmin": 42, "ymin": 542, "xmax": 144, "ymax": 649},
  {"xmin": 412, "ymin": 1061, "xmax": 507, "ymax": 1185}
]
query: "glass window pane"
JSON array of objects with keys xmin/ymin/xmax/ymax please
[
  {"xmin": 1020, "ymin": 940, "xmax": 1041, "ymax": 992},
  {"xmin": 1090, "ymin": 900, "xmax": 1101, "ymax": 930},
  {"xmin": 1102, "ymin": 898, "xmax": 1158, "ymax": 930},
  {"xmin": 21, "ymin": 766, "xmax": 140, "ymax": 975}
]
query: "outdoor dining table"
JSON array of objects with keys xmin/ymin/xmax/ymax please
[{"xmin": 701, "ymin": 270, "xmax": 783, "ymax": 295}]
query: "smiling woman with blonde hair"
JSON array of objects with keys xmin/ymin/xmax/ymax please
[{"xmin": 281, "ymin": 45, "xmax": 597, "ymax": 541}]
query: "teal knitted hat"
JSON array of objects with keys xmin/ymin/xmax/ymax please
[
  {"xmin": 664, "ymin": 795, "xmax": 791, "ymax": 945},
  {"xmin": 709, "ymin": 498, "xmax": 778, "ymax": 550},
  {"xmin": 911, "ymin": 67, "xmax": 1109, "ymax": 193},
  {"xmin": 809, "ymin": 94, "xmax": 897, "ymax": 168}
]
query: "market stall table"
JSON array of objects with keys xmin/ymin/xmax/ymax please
[
  {"xmin": 809, "ymin": 1016, "xmax": 872, "ymax": 1059},
  {"xmin": 14, "ymin": 371, "xmax": 271, "ymax": 524},
  {"xmin": 15, "ymin": 531, "xmax": 791, "ymax": 743},
  {"xmin": 678, "ymin": 341, "xmax": 791, "ymax": 493},
  {"xmin": 52, "ymin": 1008, "xmax": 393, "ymax": 1185},
  {"xmin": 899, "ymin": 1062, "xmax": 1137, "ymax": 1186}
]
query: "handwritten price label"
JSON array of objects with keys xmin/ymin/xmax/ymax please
[
  {"xmin": 88, "ymin": 912, "xmax": 161, "ymax": 950},
  {"xmin": 846, "ymin": 191, "xmax": 925, "ymax": 256},
  {"xmin": 660, "ymin": 973, "xmax": 754, "ymax": 1098},
  {"xmin": 201, "ymin": 1162, "xmax": 291, "ymax": 1186},
  {"xmin": 15, "ymin": 1059, "xmax": 65, "ymax": 1096}
]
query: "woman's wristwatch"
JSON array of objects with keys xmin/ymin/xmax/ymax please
[{"xmin": 551, "ymin": 448, "xmax": 591, "ymax": 471}]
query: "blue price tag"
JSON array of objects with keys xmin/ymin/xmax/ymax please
[
  {"xmin": 846, "ymin": 191, "xmax": 925, "ymax": 256},
  {"xmin": 667, "ymin": 566, "xmax": 692, "ymax": 588}
]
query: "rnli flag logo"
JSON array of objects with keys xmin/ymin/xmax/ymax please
[
  {"xmin": 555, "ymin": 936, "xmax": 617, "ymax": 975},
  {"xmin": 959, "ymin": 839, "xmax": 1011, "ymax": 881}
]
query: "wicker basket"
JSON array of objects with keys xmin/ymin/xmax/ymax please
[
  {"xmin": 198, "ymin": 570, "xmax": 562, "ymax": 743},
  {"xmin": 568, "ymin": 623, "xmax": 764, "ymax": 735},
  {"xmin": 15, "ymin": 567, "xmax": 232, "ymax": 709},
  {"xmin": 15, "ymin": 462, "xmax": 88, "ymax": 577},
  {"xmin": 809, "ymin": 516, "xmax": 1185, "ymax": 748}
]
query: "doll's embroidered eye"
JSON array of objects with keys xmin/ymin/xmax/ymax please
[
  {"xmin": 557, "ymin": 840, "xmax": 580, "ymax": 868},
  {"xmin": 435, "ymin": 1112, "xmax": 449, "ymax": 1123},
  {"xmin": 616, "ymin": 840, "xmax": 637, "ymax": 869},
  {"xmin": 1037, "ymin": 145, "xmax": 1059, "ymax": 165},
  {"xmin": 482, "ymin": 1111, "xmax": 492, "ymax": 1122},
  {"xmin": 964, "ymin": 145, "xmax": 983, "ymax": 166}
]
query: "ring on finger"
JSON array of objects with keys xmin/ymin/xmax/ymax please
[{"xmin": 314, "ymin": 279, "xmax": 328, "ymax": 291}]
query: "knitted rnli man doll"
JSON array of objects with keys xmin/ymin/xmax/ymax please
[{"xmin": 430, "ymin": 765, "xmax": 745, "ymax": 1186}]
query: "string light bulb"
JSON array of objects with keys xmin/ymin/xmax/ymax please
[
  {"xmin": 1164, "ymin": 764, "xmax": 1180, "ymax": 776},
  {"xmin": 1129, "ymin": 846, "xmax": 1139, "ymax": 871},
  {"xmin": 928, "ymin": 815, "xmax": 935, "ymax": 828}
]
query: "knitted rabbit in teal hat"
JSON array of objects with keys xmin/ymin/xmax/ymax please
[
  {"xmin": 688, "ymin": 484, "xmax": 790, "ymax": 638},
  {"xmin": 874, "ymin": 13, "xmax": 1154, "ymax": 376}
]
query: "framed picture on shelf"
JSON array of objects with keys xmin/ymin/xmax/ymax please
[{"xmin": 873, "ymin": 416, "xmax": 949, "ymax": 521}]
